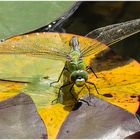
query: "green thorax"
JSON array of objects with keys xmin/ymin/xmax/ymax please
[{"xmin": 66, "ymin": 36, "xmax": 86, "ymax": 72}]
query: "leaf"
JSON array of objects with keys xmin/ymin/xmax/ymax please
[
  {"xmin": 125, "ymin": 131, "xmax": 140, "ymax": 139},
  {"xmin": 0, "ymin": 93, "xmax": 47, "ymax": 139},
  {"xmin": 0, "ymin": 1, "xmax": 74, "ymax": 39},
  {"xmin": 83, "ymin": 50, "xmax": 140, "ymax": 115},
  {"xmin": 0, "ymin": 32, "xmax": 139, "ymax": 138},
  {"xmin": 57, "ymin": 94, "xmax": 140, "ymax": 139},
  {"xmin": 0, "ymin": 80, "xmax": 25, "ymax": 101},
  {"xmin": 38, "ymin": 103, "xmax": 73, "ymax": 139}
]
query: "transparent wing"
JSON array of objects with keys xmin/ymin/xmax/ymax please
[
  {"xmin": 0, "ymin": 32, "xmax": 71, "ymax": 61},
  {"xmin": 86, "ymin": 19, "xmax": 136, "ymax": 38},
  {"xmin": 81, "ymin": 19, "xmax": 140, "ymax": 57}
]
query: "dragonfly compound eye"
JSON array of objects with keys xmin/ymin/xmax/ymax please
[{"xmin": 70, "ymin": 70, "xmax": 88, "ymax": 87}]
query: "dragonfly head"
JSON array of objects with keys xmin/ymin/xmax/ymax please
[{"xmin": 70, "ymin": 70, "xmax": 88, "ymax": 87}]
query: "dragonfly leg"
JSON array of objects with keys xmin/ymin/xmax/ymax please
[
  {"xmin": 77, "ymin": 84, "xmax": 91, "ymax": 106},
  {"xmin": 78, "ymin": 98, "xmax": 90, "ymax": 106},
  {"xmin": 84, "ymin": 83, "xmax": 92, "ymax": 100},
  {"xmin": 86, "ymin": 66, "xmax": 98, "ymax": 78},
  {"xmin": 69, "ymin": 83, "xmax": 78, "ymax": 102},
  {"xmin": 50, "ymin": 66, "xmax": 66, "ymax": 86},
  {"xmin": 83, "ymin": 83, "xmax": 96, "ymax": 106},
  {"xmin": 52, "ymin": 82, "xmax": 73, "ymax": 104},
  {"xmin": 86, "ymin": 81, "xmax": 100, "ymax": 95}
]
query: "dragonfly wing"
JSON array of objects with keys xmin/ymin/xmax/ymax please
[
  {"xmin": 0, "ymin": 32, "xmax": 70, "ymax": 61},
  {"xmin": 86, "ymin": 19, "xmax": 137, "ymax": 38},
  {"xmin": 82, "ymin": 19, "xmax": 140, "ymax": 57}
]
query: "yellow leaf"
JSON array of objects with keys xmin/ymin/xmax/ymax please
[
  {"xmin": 0, "ymin": 32, "xmax": 139, "ymax": 138},
  {"xmin": 0, "ymin": 80, "xmax": 25, "ymax": 101},
  {"xmin": 83, "ymin": 52, "xmax": 140, "ymax": 114},
  {"xmin": 38, "ymin": 104, "xmax": 73, "ymax": 139}
]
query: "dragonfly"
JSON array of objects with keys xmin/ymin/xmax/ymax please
[{"xmin": 0, "ymin": 19, "xmax": 140, "ymax": 105}]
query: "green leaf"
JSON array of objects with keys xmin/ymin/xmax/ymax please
[{"xmin": 0, "ymin": 1, "xmax": 74, "ymax": 39}]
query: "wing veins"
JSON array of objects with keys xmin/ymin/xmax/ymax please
[{"xmin": 82, "ymin": 19, "xmax": 140, "ymax": 57}]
